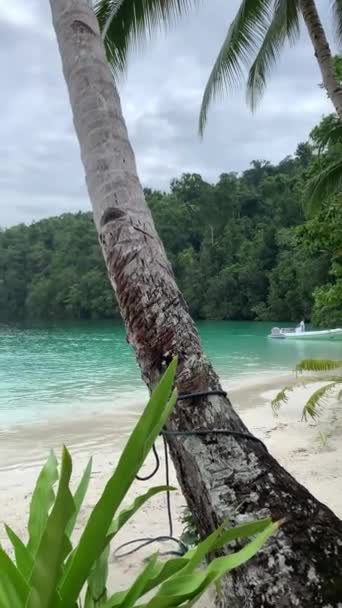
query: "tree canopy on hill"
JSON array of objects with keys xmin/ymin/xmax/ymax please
[{"xmin": 0, "ymin": 134, "xmax": 341, "ymax": 326}]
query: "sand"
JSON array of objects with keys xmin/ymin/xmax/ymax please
[{"xmin": 0, "ymin": 372, "xmax": 341, "ymax": 603}]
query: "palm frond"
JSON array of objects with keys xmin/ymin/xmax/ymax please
[
  {"xmin": 302, "ymin": 382, "xmax": 339, "ymax": 421},
  {"xmin": 101, "ymin": 0, "xmax": 125, "ymax": 41},
  {"xmin": 271, "ymin": 385, "xmax": 293, "ymax": 415},
  {"xmin": 332, "ymin": 0, "xmax": 342, "ymax": 45},
  {"xmin": 296, "ymin": 359, "xmax": 342, "ymax": 374},
  {"xmin": 247, "ymin": 0, "xmax": 300, "ymax": 110},
  {"xmin": 95, "ymin": 0, "xmax": 199, "ymax": 78},
  {"xmin": 199, "ymin": 0, "xmax": 272, "ymax": 135},
  {"xmin": 314, "ymin": 118, "xmax": 342, "ymax": 152},
  {"xmin": 304, "ymin": 157, "xmax": 342, "ymax": 215}
]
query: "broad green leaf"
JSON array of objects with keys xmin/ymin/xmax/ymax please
[
  {"xmin": 85, "ymin": 545, "xmax": 110, "ymax": 607},
  {"xmin": 145, "ymin": 571, "xmax": 211, "ymax": 608},
  {"xmin": 84, "ymin": 585, "xmax": 95, "ymax": 608},
  {"xmin": 107, "ymin": 486, "xmax": 175, "ymax": 539},
  {"xmin": 143, "ymin": 520, "xmax": 278, "ymax": 607},
  {"xmin": 0, "ymin": 544, "xmax": 29, "ymax": 608},
  {"xmin": 66, "ymin": 457, "xmax": 92, "ymax": 538},
  {"xmin": 102, "ymin": 559, "xmax": 188, "ymax": 608},
  {"xmin": 144, "ymin": 519, "xmax": 272, "ymax": 596},
  {"xmin": 5, "ymin": 525, "xmax": 33, "ymax": 581},
  {"xmin": 105, "ymin": 518, "xmax": 273, "ymax": 606},
  {"xmin": 112, "ymin": 555, "xmax": 159, "ymax": 608},
  {"xmin": 27, "ymin": 450, "xmax": 58, "ymax": 555},
  {"xmin": 203, "ymin": 519, "xmax": 279, "ymax": 579},
  {"xmin": 63, "ymin": 484, "xmax": 165, "ymax": 598},
  {"xmin": 105, "ymin": 557, "xmax": 163, "ymax": 608},
  {"xmin": 123, "ymin": 556, "xmax": 159, "ymax": 608},
  {"xmin": 212, "ymin": 517, "xmax": 272, "ymax": 552},
  {"xmin": 104, "ymin": 558, "xmax": 189, "ymax": 608},
  {"xmin": 178, "ymin": 524, "xmax": 224, "ymax": 575},
  {"xmin": 58, "ymin": 360, "xmax": 178, "ymax": 607},
  {"xmin": 101, "ymin": 591, "xmax": 126, "ymax": 608},
  {"xmin": 136, "ymin": 558, "xmax": 188, "ymax": 597},
  {"xmin": 27, "ymin": 447, "xmax": 75, "ymax": 608}
]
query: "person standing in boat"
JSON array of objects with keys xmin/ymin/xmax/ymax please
[{"xmin": 295, "ymin": 320, "xmax": 305, "ymax": 333}]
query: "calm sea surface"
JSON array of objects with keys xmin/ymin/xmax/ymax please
[{"xmin": 1, "ymin": 321, "xmax": 341, "ymax": 426}]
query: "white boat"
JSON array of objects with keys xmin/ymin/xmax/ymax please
[{"xmin": 269, "ymin": 327, "xmax": 342, "ymax": 340}]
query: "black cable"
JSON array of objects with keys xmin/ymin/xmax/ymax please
[
  {"xmin": 113, "ymin": 389, "xmax": 266, "ymax": 560},
  {"xmin": 113, "ymin": 536, "xmax": 187, "ymax": 559},
  {"xmin": 177, "ymin": 390, "xmax": 227, "ymax": 401},
  {"xmin": 163, "ymin": 434, "xmax": 173, "ymax": 538},
  {"xmin": 135, "ymin": 443, "xmax": 160, "ymax": 481},
  {"xmin": 113, "ymin": 434, "xmax": 187, "ymax": 559}
]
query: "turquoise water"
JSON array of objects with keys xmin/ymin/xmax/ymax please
[{"xmin": 0, "ymin": 321, "xmax": 341, "ymax": 426}]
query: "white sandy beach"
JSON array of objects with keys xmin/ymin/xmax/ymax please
[{"xmin": 0, "ymin": 373, "xmax": 341, "ymax": 602}]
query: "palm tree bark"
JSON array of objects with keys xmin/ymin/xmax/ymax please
[
  {"xmin": 50, "ymin": 0, "xmax": 342, "ymax": 605},
  {"xmin": 300, "ymin": 0, "xmax": 342, "ymax": 118}
]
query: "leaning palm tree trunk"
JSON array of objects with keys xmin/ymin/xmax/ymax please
[
  {"xmin": 50, "ymin": 0, "xmax": 342, "ymax": 605},
  {"xmin": 300, "ymin": 0, "xmax": 342, "ymax": 118}
]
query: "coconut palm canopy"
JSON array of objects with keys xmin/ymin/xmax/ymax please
[{"xmin": 95, "ymin": 0, "xmax": 342, "ymax": 132}]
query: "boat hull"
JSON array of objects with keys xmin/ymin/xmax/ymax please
[{"xmin": 269, "ymin": 328, "xmax": 342, "ymax": 340}]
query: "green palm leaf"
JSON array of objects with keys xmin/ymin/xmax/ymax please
[
  {"xmin": 333, "ymin": 0, "xmax": 342, "ymax": 44},
  {"xmin": 305, "ymin": 157, "xmax": 342, "ymax": 215},
  {"xmin": 302, "ymin": 382, "xmax": 339, "ymax": 421},
  {"xmin": 273, "ymin": 358, "xmax": 342, "ymax": 421},
  {"xmin": 296, "ymin": 359, "xmax": 342, "ymax": 374},
  {"xmin": 313, "ymin": 117, "xmax": 342, "ymax": 152},
  {"xmin": 199, "ymin": 0, "xmax": 272, "ymax": 135},
  {"xmin": 271, "ymin": 385, "xmax": 293, "ymax": 415},
  {"xmin": 247, "ymin": 0, "xmax": 300, "ymax": 110},
  {"xmin": 95, "ymin": 0, "xmax": 198, "ymax": 78}
]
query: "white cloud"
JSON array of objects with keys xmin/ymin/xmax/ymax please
[
  {"xmin": 0, "ymin": 0, "xmax": 38, "ymax": 27},
  {"xmin": 0, "ymin": 0, "xmax": 335, "ymax": 226}
]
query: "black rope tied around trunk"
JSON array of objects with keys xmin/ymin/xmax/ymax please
[{"xmin": 113, "ymin": 389, "xmax": 267, "ymax": 559}]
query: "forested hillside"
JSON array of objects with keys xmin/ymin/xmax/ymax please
[{"xmin": 1, "ymin": 136, "xmax": 341, "ymax": 325}]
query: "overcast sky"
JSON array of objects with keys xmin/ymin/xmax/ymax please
[{"xmin": 0, "ymin": 0, "xmax": 335, "ymax": 226}]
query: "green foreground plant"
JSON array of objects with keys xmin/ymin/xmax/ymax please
[
  {"xmin": 179, "ymin": 507, "xmax": 200, "ymax": 549},
  {"xmin": 0, "ymin": 360, "xmax": 278, "ymax": 608},
  {"xmin": 272, "ymin": 358, "xmax": 342, "ymax": 421}
]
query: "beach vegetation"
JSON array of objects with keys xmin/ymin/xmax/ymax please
[
  {"xmin": 0, "ymin": 360, "xmax": 277, "ymax": 607},
  {"xmin": 272, "ymin": 358, "xmax": 342, "ymax": 421}
]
